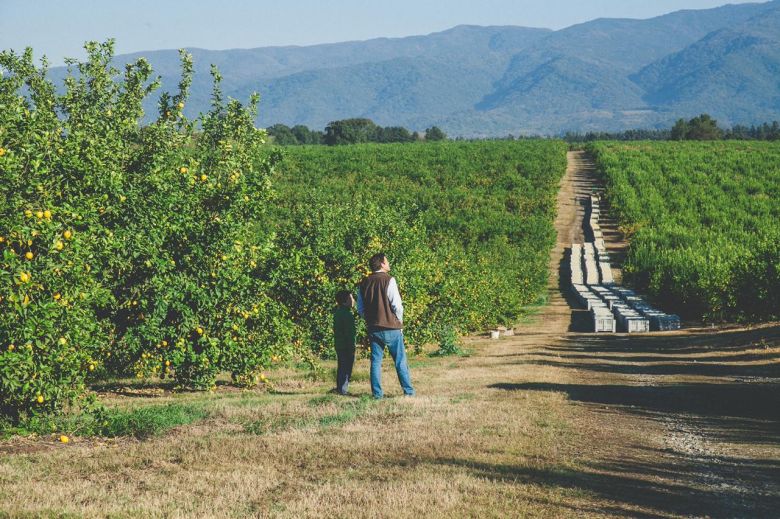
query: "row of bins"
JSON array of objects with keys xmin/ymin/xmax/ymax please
[{"xmin": 570, "ymin": 195, "xmax": 680, "ymax": 333}]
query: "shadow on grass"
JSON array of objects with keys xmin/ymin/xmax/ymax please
[
  {"xmin": 563, "ymin": 325, "xmax": 780, "ymax": 355},
  {"xmin": 490, "ymin": 382, "xmax": 780, "ymax": 421},
  {"xmin": 433, "ymin": 451, "xmax": 780, "ymax": 518},
  {"xmin": 90, "ymin": 378, "xmax": 177, "ymax": 398},
  {"xmin": 490, "ymin": 326, "xmax": 780, "ymax": 425}
]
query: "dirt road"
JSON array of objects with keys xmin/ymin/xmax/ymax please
[{"xmin": 483, "ymin": 151, "xmax": 780, "ymax": 517}]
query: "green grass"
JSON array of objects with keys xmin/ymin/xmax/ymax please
[
  {"xmin": 243, "ymin": 414, "xmax": 307, "ymax": 435},
  {"xmin": 96, "ymin": 403, "xmax": 210, "ymax": 438},
  {"xmin": 317, "ymin": 396, "xmax": 374, "ymax": 428},
  {"xmin": 450, "ymin": 393, "xmax": 476, "ymax": 404},
  {"xmin": 244, "ymin": 394, "xmax": 376, "ymax": 435},
  {"xmin": 0, "ymin": 402, "xmax": 211, "ymax": 440}
]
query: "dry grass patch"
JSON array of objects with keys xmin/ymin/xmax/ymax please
[{"xmin": 2, "ymin": 322, "xmax": 778, "ymax": 516}]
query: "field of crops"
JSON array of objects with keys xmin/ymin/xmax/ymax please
[
  {"xmin": 269, "ymin": 141, "xmax": 567, "ymax": 352},
  {"xmin": 0, "ymin": 43, "xmax": 567, "ymax": 425},
  {"xmin": 590, "ymin": 141, "xmax": 780, "ymax": 322}
]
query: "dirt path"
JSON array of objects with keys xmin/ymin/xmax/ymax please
[{"xmin": 489, "ymin": 150, "xmax": 780, "ymax": 517}]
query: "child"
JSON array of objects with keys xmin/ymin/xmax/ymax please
[{"xmin": 333, "ymin": 290, "xmax": 357, "ymax": 395}]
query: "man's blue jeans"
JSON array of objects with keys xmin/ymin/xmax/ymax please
[{"xmin": 368, "ymin": 328, "xmax": 415, "ymax": 398}]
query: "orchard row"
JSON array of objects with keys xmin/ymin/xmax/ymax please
[{"xmin": 591, "ymin": 141, "xmax": 780, "ymax": 322}]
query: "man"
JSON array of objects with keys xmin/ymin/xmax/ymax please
[{"xmin": 357, "ymin": 253, "xmax": 415, "ymax": 399}]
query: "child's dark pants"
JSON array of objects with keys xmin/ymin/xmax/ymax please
[{"xmin": 336, "ymin": 346, "xmax": 355, "ymax": 395}]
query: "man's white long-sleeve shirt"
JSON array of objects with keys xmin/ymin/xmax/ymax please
[{"xmin": 356, "ymin": 271, "xmax": 403, "ymax": 323}]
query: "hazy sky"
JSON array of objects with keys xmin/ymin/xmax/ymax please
[{"xmin": 0, "ymin": 0, "xmax": 763, "ymax": 65}]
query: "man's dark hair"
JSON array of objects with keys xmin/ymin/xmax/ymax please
[
  {"xmin": 335, "ymin": 290, "xmax": 353, "ymax": 306},
  {"xmin": 368, "ymin": 253, "xmax": 386, "ymax": 272}
]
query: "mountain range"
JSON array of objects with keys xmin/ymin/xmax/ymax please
[{"xmin": 50, "ymin": 1, "xmax": 780, "ymax": 136}]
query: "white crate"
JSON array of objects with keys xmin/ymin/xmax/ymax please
[
  {"xmin": 582, "ymin": 296, "xmax": 604, "ymax": 311},
  {"xmin": 620, "ymin": 315, "xmax": 650, "ymax": 333},
  {"xmin": 592, "ymin": 310, "xmax": 616, "ymax": 333},
  {"xmin": 600, "ymin": 269, "xmax": 614, "ymax": 284},
  {"xmin": 585, "ymin": 266, "xmax": 600, "ymax": 285}
]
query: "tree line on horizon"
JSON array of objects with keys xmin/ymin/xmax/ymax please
[
  {"xmin": 550, "ymin": 115, "xmax": 780, "ymax": 143},
  {"xmin": 267, "ymin": 118, "xmax": 446, "ymax": 146},
  {"xmin": 269, "ymin": 114, "xmax": 780, "ymax": 145}
]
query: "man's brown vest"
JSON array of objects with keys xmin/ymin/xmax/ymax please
[{"xmin": 360, "ymin": 272, "xmax": 403, "ymax": 330}]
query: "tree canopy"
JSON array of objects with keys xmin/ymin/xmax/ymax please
[{"xmin": 671, "ymin": 114, "xmax": 723, "ymax": 140}]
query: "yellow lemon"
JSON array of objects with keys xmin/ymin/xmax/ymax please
[
  {"xmin": 36, "ymin": 395, "xmax": 44, "ymax": 404},
  {"xmin": 59, "ymin": 435, "xmax": 69, "ymax": 443},
  {"xmin": 161, "ymin": 340, "xmax": 168, "ymax": 347},
  {"xmin": 43, "ymin": 210, "xmax": 52, "ymax": 220},
  {"xmin": 165, "ymin": 360, "xmax": 171, "ymax": 367},
  {"xmin": 196, "ymin": 327, "xmax": 204, "ymax": 335},
  {"xmin": 25, "ymin": 252, "xmax": 34, "ymax": 260},
  {"xmin": 53, "ymin": 292, "xmax": 61, "ymax": 300},
  {"xmin": 177, "ymin": 102, "xmax": 184, "ymax": 109},
  {"xmin": 7, "ymin": 344, "xmax": 15, "ymax": 351},
  {"xmin": 35, "ymin": 211, "xmax": 44, "ymax": 219},
  {"xmin": 179, "ymin": 166, "xmax": 188, "ymax": 174},
  {"xmin": 63, "ymin": 230, "xmax": 73, "ymax": 240},
  {"xmin": 0, "ymin": 147, "xmax": 5, "ymax": 156},
  {"xmin": 58, "ymin": 337, "xmax": 67, "ymax": 345},
  {"xmin": 55, "ymin": 241, "xmax": 64, "ymax": 250},
  {"xmin": 24, "ymin": 209, "xmax": 32, "ymax": 218},
  {"xmin": 201, "ymin": 174, "xmax": 208, "ymax": 182},
  {"xmin": 19, "ymin": 272, "xmax": 30, "ymax": 283},
  {"xmin": 88, "ymin": 364, "xmax": 95, "ymax": 372}
]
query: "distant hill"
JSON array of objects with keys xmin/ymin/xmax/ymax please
[
  {"xmin": 632, "ymin": 5, "xmax": 780, "ymax": 124},
  {"xmin": 46, "ymin": 1, "xmax": 780, "ymax": 136}
]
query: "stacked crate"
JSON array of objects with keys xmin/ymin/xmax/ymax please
[
  {"xmin": 583, "ymin": 243, "xmax": 600, "ymax": 285},
  {"xmin": 617, "ymin": 291, "xmax": 681, "ymax": 331},
  {"xmin": 569, "ymin": 194, "xmax": 679, "ymax": 333},
  {"xmin": 569, "ymin": 245, "xmax": 616, "ymax": 332}
]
